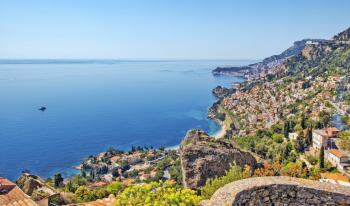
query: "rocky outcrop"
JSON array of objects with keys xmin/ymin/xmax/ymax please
[
  {"xmin": 201, "ymin": 176, "xmax": 350, "ymax": 206},
  {"xmin": 179, "ymin": 130, "xmax": 257, "ymax": 189},
  {"xmin": 16, "ymin": 173, "xmax": 46, "ymax": 196},
  {"xmin": 16, "ymin": 173, "xmax": 57, "ymax": 197},
  {"xmin": 212, "ymin": 86, "xmax": 235, "ymax": 99},
  {"xmin": 333, "ymin": 27, "xmax": 350, "ymax": 42}
]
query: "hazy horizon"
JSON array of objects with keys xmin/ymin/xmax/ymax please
[{"xmin": 1, "ymin": 0, "xmax": 350, "ymax": 59}]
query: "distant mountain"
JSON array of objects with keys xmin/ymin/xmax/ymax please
[{"xmin": 212, "ymin": 39, "xmax": 326, "ymax": 76}]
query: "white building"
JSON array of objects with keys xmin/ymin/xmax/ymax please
[
  {"xmin": 325, "ymin": 149, "xmax": 349, "ymax": 170},
  {"xmin": 312, "ymin": 129, "xmax": 329, "ymax": 149},
  {"xmin": 288, "ymin": 132, "xmax": 298, "ymax": 141},
  {"xmin": 312, "ymin": 128, "xmax": 340, "ymax": 149}
]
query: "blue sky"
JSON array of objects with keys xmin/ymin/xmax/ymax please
[{"xmin": 0, "ymin": 0, "xmax": 349, "ymax": 59}]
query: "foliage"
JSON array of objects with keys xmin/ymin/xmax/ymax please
[
  {"xmin": 343, "ymin": 115, "xmax": 350, "ymax": 126},
  {"xmin": 253, "ymin": 161, "xmax": 282, "ymax": 177},
  {"xmin": 338, "ymin": 130, "xmax": 350, "ymax": 151},
  {"xmin": 319, "ymin": 147, "xmax": 325, "ymax": 169},
  {"xmin": 272, "ymin": 134, "xmax": 284, "ymax": 143},
  {"xmin": 200, "ymin": 165, "xmax": 243, "ymax": 200},
  {"xmin": 53, "ymin": 173, "xmax": 63, "ymax": 188},
  {"xmin": 114, "ymin": 181, "xmax": 201, "ymax": 206},
  {"xmin": 168, "ymin": 160, "xmax": 183, "ymax": 185},
  {"xmin": 295, "ymin": 134, "xmax": 305, "ymax": 153},
  {"xmin": 74, "ymin": 186, "xmax": 108, "ymax": 203},
  {"xmin": 308, "ymin": 167, "xmax": 321, "ymax": 180},
  {"xmin": 305, "ymin": 154, "xmax": 318, "ymax": 166},
  {"xmin": 106, "ymin": 182, "xmax": 125, "ymax": 195},
  {"xmin": 235, "ymin": 134, "xmax": 295, "ymax": 162},
  {"xmin": 280, "ymin": 162, "xmax": 308, "ymax": 178},
  {"xmin": 64, "ymin": 175, "xmax": 88, "ymax": 193}
]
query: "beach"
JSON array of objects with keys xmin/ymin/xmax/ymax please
[{"xmin": 212, "ymin": 121, "xmax": 226, "ymax": 139}]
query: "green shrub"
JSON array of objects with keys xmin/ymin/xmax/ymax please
[
  {"xmin": 200, "ymin": 165, "xmax": 243, "ymax": 200},
  {"xmin": 115, "ymin": 181, "xmax": 201, "ymax": 206}
]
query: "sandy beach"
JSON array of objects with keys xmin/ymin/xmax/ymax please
[
  {"xmin": 212, "ymin": 121, "xmax": 226, "ymax": 139},
  {"xmin": 166, "ymin": 122, "xmax": 226, "ymax": 151}
]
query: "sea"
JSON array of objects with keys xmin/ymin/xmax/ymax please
[{"xmin": 0, "ymin": 59, "xmax": 253, "ymax": 180}]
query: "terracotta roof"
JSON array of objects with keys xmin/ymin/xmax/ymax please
[
  {"xmin": 329, "ymin": 149, "xmax": 347, "ymax": 158},
  {"xmin": 0, "ymin": 178, "xmax": 38, "ymax": 206},
  {"xmin": 65, "ymin": 194, "xmax": 116, "ymax": 206},
  {"xmin": 326, "ymin": 127, "xmax": 340, "ymax": 132}
]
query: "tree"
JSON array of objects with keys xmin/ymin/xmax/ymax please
[
  {"xmin": 301, "ymin": 114, "xmax": 307, "ymax": 129},
  {"xmin": 305, "ymin": 127, "xmax": 313, "ymax": 146},
  {"xmin": 53, "ymin": 173, "xmax": 63, "ymax": 188},
  {"xmin": 319, "ymin": 147, "xmax": 325, "ymax": 169},
  {"xmin": 284, "ymin": 122, "xmax": 290, "ymax": 138},
  {"xmin": 296, "ymin": 133, "xmax": 305, "ymax": 153},
  {"xmin": 81, "ymin": 170, "xmax": 86, "ymax": 178},
  {"xmin": 338, "ymin": 130, "xmax": 350, "ymax": 151}
]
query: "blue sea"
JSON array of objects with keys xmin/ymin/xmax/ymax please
[{"xmin": 0, "ymin": 60, "xmax": 252, "ymax": 180}]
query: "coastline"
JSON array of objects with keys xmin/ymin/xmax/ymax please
[
  {"xmin": 165, "ymin": 119, "xmax": 226, "ymax": 151},
  {"xmin": 212, "ymin": 120, "xmax": 226, "ymax": 139}
]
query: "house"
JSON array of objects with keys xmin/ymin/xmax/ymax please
[
  {"xmin": 0, "ymin": 178, "xmax": 38, "ymax": 206},
  {"xmin": 312, "ymin": 129, "xmax": 329, "ymax": 149},
  {"xmin": 312, "ymin": 128, "xmax": 340, "ymax": 149},
  {"xmin": 288, "ymin": 132, "xmax": 298, "ymax": 141},
  {"xmin": 325, "ymin": 149, "xmax": 350, "ymax": 170}
]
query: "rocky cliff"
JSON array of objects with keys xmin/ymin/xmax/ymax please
[
  {"xmin": 333, "ymin": 27, "xmax": 350, "ymax": 42},
  {"xmin": 179, "ymin": 130, "xmax": 257, "ymax": 189}
]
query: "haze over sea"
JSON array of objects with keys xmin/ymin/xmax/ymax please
[{"xmin": 0, "ymin": 60, "xmax": 251, "ymax": 180}]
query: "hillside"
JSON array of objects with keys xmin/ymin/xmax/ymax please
[
  {"xmin": 212, "ymin": 39, "xmax": 326, "ymax": 77},
  {"xmin": 210, "ymin": 27, "xmax": 350, "ymax": 137}
]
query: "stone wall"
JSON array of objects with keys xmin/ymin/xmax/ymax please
[{"xmin": 201, "ymin": 176, "xmax": 350, "ymax": 206}]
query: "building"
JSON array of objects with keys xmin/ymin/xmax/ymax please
[
  {"xmin": 325, "ymin": 149, "xmax": 350, "ymax": 170},
  {"xmin": 288, "ymin": 132, "xmax": 298, "ymax": 141},
  {"xmin": 312, "ymin": 129, "xmax": 329, "ymax": 149},
  {"xmin": 0, "ymin": 178, "xmax": 38, "ymax": 206},
  {"xmin": 312, "ymin": 128, "xmax": 340, "ymax": 149}
]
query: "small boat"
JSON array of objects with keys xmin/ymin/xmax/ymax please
[{"xmin": 38, "ymin": 106, "xmax": 46, "ymax": 112}]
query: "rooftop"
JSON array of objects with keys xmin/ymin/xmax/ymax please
[
  {"xmin": 0, "ymin": 178, "xmax": 38, "ymax": 206},
  {"xmin": 328, "ymin": 149, "xmax": 347, "ymax": 158}
]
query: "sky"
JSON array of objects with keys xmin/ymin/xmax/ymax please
[{"xmin": 0, "ymin": 0, "xmax": 350, "ymax": 59}]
